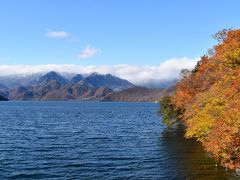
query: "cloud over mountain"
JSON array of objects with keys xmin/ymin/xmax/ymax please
[{"xmin": 0, "ymin": 57, "xmax": 199, "ymax": 85}]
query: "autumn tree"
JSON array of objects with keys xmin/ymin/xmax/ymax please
[{"xmin": 160, "ymin": 29, "xmax": 240, "ymax": 169}]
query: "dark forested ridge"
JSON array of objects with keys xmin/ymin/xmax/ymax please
[
  {"xmin": 160, "ymin": 29, "xmax": 240, "ymax": 170},
  {"xmin": 104, "ymin": 86, "xmax": 174, "ymax": 102},
  {"xmin": 0, "ymin": 94, "xmax": 8, "ymax": 101}
]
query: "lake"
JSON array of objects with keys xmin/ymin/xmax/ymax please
[{"xmin": 0, "ymin": 101, "xmax": 238, "ymax": 179}]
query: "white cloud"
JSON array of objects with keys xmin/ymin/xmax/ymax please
[
  {"xmin": 78, "ymin": 45, "xmax": 100, "ymax": 59},
  {"xmin": 0, "ymin": 57, "xmax": 199, "ymax": 85},
  {"xmin": 46, "ymin": 31, "xmax": 70, "ymax": 38}
]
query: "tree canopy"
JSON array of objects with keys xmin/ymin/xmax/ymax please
[{"xmin": 160, "ymin": 29, "xmax": 240, "ymax": 170}]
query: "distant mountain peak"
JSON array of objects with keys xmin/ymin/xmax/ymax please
[
  {"xmin": 46, "ymin": 71, "xmax": 58, "ymax": 75},
  {"xmin": 88, "ymin": 72, "xmax": 100, "ymax": 77},
  {"xmin": 37, "ymin": 71, "xmax": 68, "ymax": 85},
  {"xmin": 70, "ymin": 74, "xmax": 84, "ymax": 84},
  {"xmin": 81, "ymin": 73, "xmax": 135, "ymax": 91}
]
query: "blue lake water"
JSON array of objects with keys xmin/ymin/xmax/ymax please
[{"xmin": 0, "ymin": 101, "xmax": 237, "ymax": 179}]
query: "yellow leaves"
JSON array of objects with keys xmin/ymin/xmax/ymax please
[
  {"xmin": 185, "ymin": 111, "xmax": 214, "ymax": 141},
  {"xmin": 222, "ymin": 101, "xmax": 240, "ymax": 133},
  {"xmin": 184, "ymin": 92, "xmax": 225, "ymax": 142},
  {"xmin": 231, "ymin": 75, "xmax": 237, "ymax": 80},
  {"xmin": 223, "ymin": 48, "xmax": 240, "ymax": 68}
]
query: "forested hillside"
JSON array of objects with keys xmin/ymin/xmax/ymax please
[{"xmin": 160, "ymin": 29, "xmax": 240, "ymax": 169}]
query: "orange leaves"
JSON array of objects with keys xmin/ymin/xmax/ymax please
[
  {"xmin": 170, "ymin": 29, "xmax": 240, "ymax": 169},
  {"xmin": 214, "ymin": 30, "xmax": 240, "ymax": 68}
]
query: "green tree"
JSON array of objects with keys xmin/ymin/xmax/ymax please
[{"xmin": 159, "ymin": 96, "xmax": 179, "ymax": 127}]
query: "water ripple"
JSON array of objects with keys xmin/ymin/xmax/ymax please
[{"xmin": 0, "ymin": 101, "xmax": 237, "ymax": 179}]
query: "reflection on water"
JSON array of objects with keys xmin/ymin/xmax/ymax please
[{"xmin": 160, "ymin": 124, "xmax": 238, "ymax": 179}]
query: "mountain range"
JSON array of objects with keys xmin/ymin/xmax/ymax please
[{"xmin": 0, "ymin": 71, "xmax": 175, "ymax": 101}]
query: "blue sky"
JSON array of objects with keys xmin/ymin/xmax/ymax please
[{"xmin": 0, "ymin": 0, "xmax": 239, "ymax": 67}]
